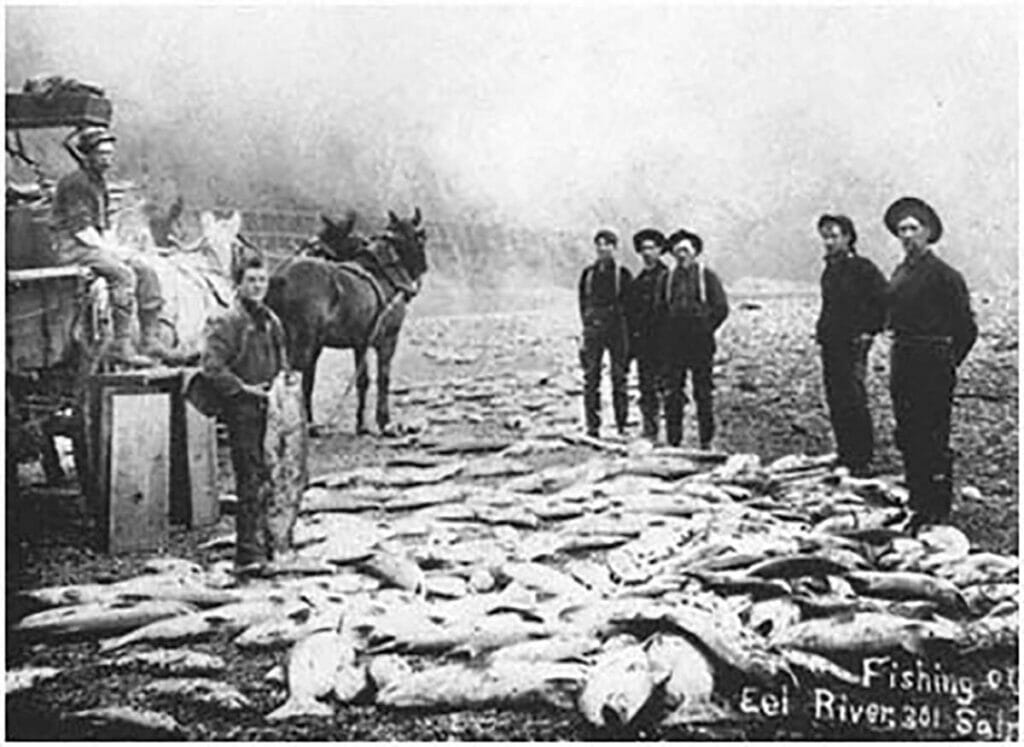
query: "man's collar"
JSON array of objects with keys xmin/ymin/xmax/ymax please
[
  {"xmin": 904, "ymin": 248, "xmax": 933, "ymax": 267},
  {"xmin": 81, "ymin": 163, "xmax": 105, "ymax": 182},
  {"xmin": 238, "ymin": 295, "xmax": 271, "ymax": 320},
  {"xmin": 824, "ymin": 249, "xmax": 852, "ymax": 263}
]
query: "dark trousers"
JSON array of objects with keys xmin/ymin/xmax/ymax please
[
  {"xmin": 225, "ymin": 399, "xmax": 273, "ymax": 567},
  {"xmin": 661, "ymin": 336, "xmax": 715, "ymax": 447},
  {"xmin": 635, "ymin": 338, "xmax": 663, "ymax": 439},
  {"xmin": 821, "ymin": 338, "xmax": 874, "ymax": 470},
  {"xmin": 580, "ymin": 311, "xmax": 628, "ymax": 434},
  {"xmin": 890, "ymin": 338, "xmax": 956, "ymax": 520}
]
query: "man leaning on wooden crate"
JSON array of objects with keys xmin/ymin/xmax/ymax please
[{"xmin": 185, "ymin": 254, "xmax": 287, "ymax": 579}]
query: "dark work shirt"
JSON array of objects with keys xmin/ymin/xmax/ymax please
[
  {"xmin": 815, "ymin": 251, "xmax": 888, "ymax": 343},
  {"xmin": 200, "ymin": 297, "xmax": 287, "ymax": 402},
  {"xmin": 655, "ymin": 262, "xmax": 729, "ymax": 336},
  {"xmin": 578, "ymin": 260, "xmax": 632, "ymax": 320},
  {"xmin": 51, "ymin": 166, "xmax": 110, "ymax": 235},
  {"xmin": 887, "ymin": 249, "xmax": 978, "ymax": 366},
  {"xmin": 626, "ymin": 262, "xmax": 668, "ymax": 339}
]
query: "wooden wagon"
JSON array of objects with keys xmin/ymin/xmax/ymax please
[{"xmin": 6, "ymin": 86, "xmax": 218, "ymax": 555}]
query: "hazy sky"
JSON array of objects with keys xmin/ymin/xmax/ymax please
[{"xmin": 5, "ymin": 3, "xmax": 1018, "ymax": 282}]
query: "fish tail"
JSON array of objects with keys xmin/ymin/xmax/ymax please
[
  {"xmin": 265, "ymin": 697, "xmax": 334, "ymax": 721},
  {"xmin": 897, "ymin": 633, "xmax": 927, "ymax": 657},
  {"xmin": 664, "ymin": 697, "xmax": 739, "ymax": 726}
]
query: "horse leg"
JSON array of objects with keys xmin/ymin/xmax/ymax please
[
  {"xmin": 375, "ymin": 334, "xmax": 399, "ymax": 436},
  {"xmin": 303, "ymin": 345, "xmax": 322, "ymax": 433},
  {"xmin": 354, "ymin": 347, "xmax": 370, "ymax": 436}
]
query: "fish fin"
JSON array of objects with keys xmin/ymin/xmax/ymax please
[{"xmin": 265, "ymin": 697, "xmax": 334, "ymax": 722}]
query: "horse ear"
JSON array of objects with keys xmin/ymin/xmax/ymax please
[
  {"xmin": 340, "ymin": 209, "xmax": 356, "ymax": 235},
  {"xmin": 413, "ymin": 206, "xmax": 422, "ymax": 226},
  {"xmin": 228, "ymin": 211, "xmax": 242, "ymax": 237},
  {"xmin": 321, "ymin": 213, "xmax": 335, "ymax": 229},
  {"xmin": 199, "ymin": 210, "xmax": 214, "ymax": 236},
  {"xmin": 387, "ymin": 210, "xmax": 399, "ymax": 226}
]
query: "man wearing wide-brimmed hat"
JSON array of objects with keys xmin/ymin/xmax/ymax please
[
  {"xmin": 51, "ymin": 126, "xmax": 165, "ymax": 366},
  {"xmin": 884, "ymin": 196, "xmax": 977, "ymax": 533},
  {"xmin": 577, "ymin": 229, "xmax": 633, "ymax": 438},
  {"xmin": 625, "ymin": 228, "xmax": 669, "ymax": 441},
  {"xmin": 655, "ymin": 228, "xmax": 729, "ymax": 449}
]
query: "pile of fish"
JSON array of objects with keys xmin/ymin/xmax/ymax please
[{"xmin": 8, "ymin": 441, "xmax": 1020, "ymax": 733}]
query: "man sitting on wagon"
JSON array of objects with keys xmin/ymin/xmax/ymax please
[{"xmin": 50, "ymin": 126, "xmax": 167, "ymax": 367}]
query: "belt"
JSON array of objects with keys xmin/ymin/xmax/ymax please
[{"xmin": 892, "ymin": 333, "xmax": 953, "ymax": 345}]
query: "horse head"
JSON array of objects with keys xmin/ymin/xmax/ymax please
[
  {"xmin": 384, "ymin": 207, "xmax": 428, "ymax": 292},
  {"xmin": 199, "ymin": 209, "xmax": 245, "ymax": 277}
]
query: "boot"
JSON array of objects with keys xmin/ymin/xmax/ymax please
[{"xmin": 110, "ymin": 300, "xmax": 155, "ymax": 368}]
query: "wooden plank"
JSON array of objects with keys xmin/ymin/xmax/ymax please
[
  {"xmin": 185, "ymin": 401, "xmax": 219, "ymax": 527},
  {"xmin": 108, "ymin": 392, "xmax": 170, "ymax": 553},
  {"xmin": 7, "ymin": 267, "xmax": 91, "ymax": 284}
]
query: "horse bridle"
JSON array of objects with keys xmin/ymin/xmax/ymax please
[{"xmin": 369, "ymin": 231, "xmax": 423, "ymax": 300}]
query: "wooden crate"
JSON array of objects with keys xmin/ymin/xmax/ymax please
[
  {"xmin": 87, "ymin": 367, "xmax": 223, "ymax": 551},
  {"xmin": 107, "ymin": 390, "xmax": 170, "ymax": 553}
]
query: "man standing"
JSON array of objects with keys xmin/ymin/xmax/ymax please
[
  {"xmin": 578, "ymin": 229, "xmax": 633, "ymax": 438},
  {"xmin": 815, "ymin": 214, "xmax": 888, "ymax": 476},
  {"xmin": 626, "ymin": 228, "xmax": 669, "ymax": 441},
  {"xmin": 196, "ymin": 255, "xmax": 287, "ymax": 577},
  {"xmin": 884, "ymin": 197, "xmax": 977, "ymax": 532},
  {"xmin": 656, "ymin": 229, "xmax": 729, "ymax": 449},
  {"xmin": 50, "ymin": 126, "xmax": 166, "ymax": 366}
]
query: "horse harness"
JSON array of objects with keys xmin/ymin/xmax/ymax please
[{"xmin": 333, "ymin": 234, "xmax": 419, "ymax": 350}]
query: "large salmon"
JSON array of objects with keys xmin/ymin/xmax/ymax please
[
  {"xmin": 265, "ymin": 370, "xmax": 309, "ymax": 555},
  {"xmin": 846, "ymin": 571, "xmax": 968, "ymax": 614},
  {"xmin": 143, "ymin": 677, "xmax": 253, "ymax": 711},
  {"xmin": 771, "ymin": 611, "xmax": 959, "ymax": 656},
  {"xmin": 376, "ymin": 660, "xmax": 587, "ymax": 710},
  {"xmin": 14, "ymin": 599, "xmax": 196, "ymax": 639},
  {"xmin": 579, "ymin": 644, "xmax": 664, "ymax": 728},
  {"xmin": 99, "ymin": 598, "xmax": 309, "ymax": 652},
  {"xmin": 266, "ymin": 627, "xmax": 362, "ymax": 721}
]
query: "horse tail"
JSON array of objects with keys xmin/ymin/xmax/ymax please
[{"xmin": 265, "ymin": 273, "xmax": 294, "ymax": 358}]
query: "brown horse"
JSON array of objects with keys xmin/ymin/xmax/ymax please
[{"xmin": 266, "ymin": 208, "xmax": 428, "ymax": 435}]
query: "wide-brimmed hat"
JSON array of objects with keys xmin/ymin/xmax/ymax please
[
  {"xmin": 884, "ymin": 196, "xmax": 943, "ymax": 243},
  {"xmin": 632, "ymin": 228, "xmax": 666, "ymax": 252},
  {"xmin": 77, "ymin": 126, "xmax": 116, "ymax": 153},
  {"xmin": 666, "ymin": 228, "xmax": 703, "ymax": 256}
]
